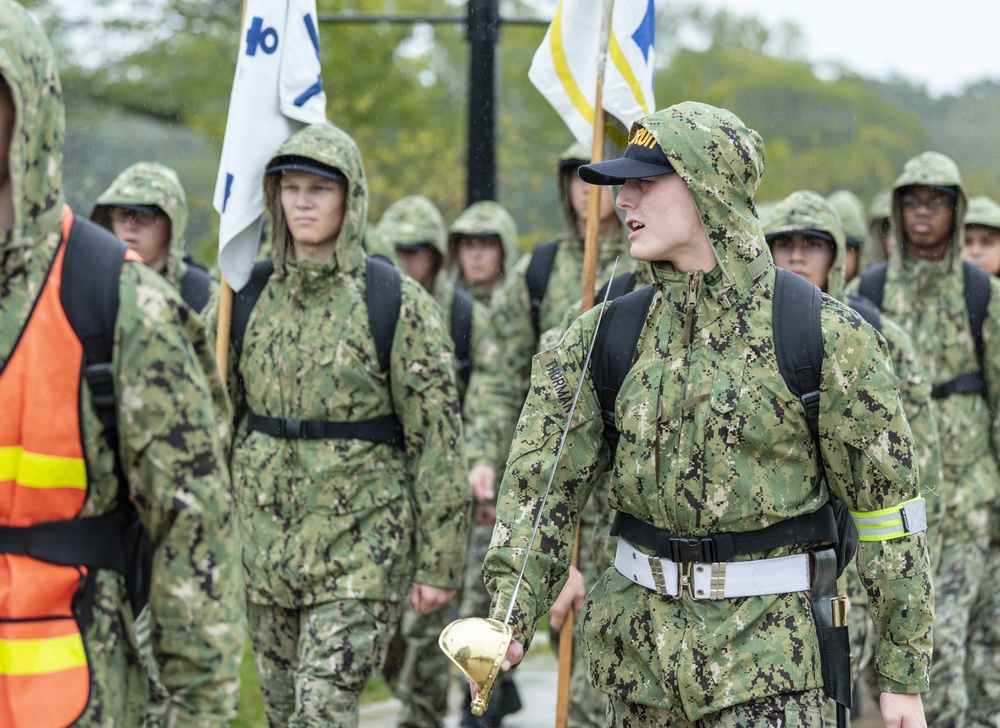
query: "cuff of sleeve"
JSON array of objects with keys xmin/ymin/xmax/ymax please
[
  {"xmin": 413, "ymin": 569, "xmax": 461, "ymax": 590},
  {"xmin": 876, "ymin": 676, "xmax": 925, "ymax": 695}
]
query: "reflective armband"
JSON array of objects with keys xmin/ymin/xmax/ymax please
[{"xmin": 849, "ymin": 497, "xmax": 927, "ymax": 542}]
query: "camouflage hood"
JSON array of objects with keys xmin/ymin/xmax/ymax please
[
  {"xmin": 557, "ymin": 141, "xmax": 590, "ymax": 238},
  {"xmin": 762, "ymin": 190, "xmax": 847, "ymax": 300},
  {"xmin": 0, "ymin": 1, "xmax": 65, "ymax": 257},
  {"xmin": 376, "ymin": 195, "xmax": 448, "ymax": 259},
  {"xmin": 869, "ymin": 188, "xmax": 892, "ymax": 227},
  {"xmin": 263, "ymin": 122, "xmax": 367, "ymax": 277},
  {"xmin": 965, "ymin": 195, "xmax": 1000, "ymax": 231},
  {"xmin": 638, "ymin": 101, "xmax": 768, "ymax": 298},
  {"xmin": 890, "ymin": 151, "xmax": 967, "ymax": 272},
  {"xmin": 447, "ymin": 200, "xmax": 519, "ymax": 284},
  {"xmin": 90, "ymin": 162, "xmax": 189, "ymax": 284},
  {"xmin": 827, "ymin": 189, "xmax": 869, "ymax": 263}
]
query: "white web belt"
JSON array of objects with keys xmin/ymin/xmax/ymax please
[{"xmin": 614, "ymin": 537, "xmax": 812, "ymax": 599}]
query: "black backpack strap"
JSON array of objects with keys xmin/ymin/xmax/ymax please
[
  {"xmin": 857, "ymin": 261, "xmax": 888, "ymax": 310},
  {"xmin": 60, "ymin": 217, "xmax": 153, "ymax": 617},
  {"xmin": 526, "ymin": 239, "xmax": 561, "ymax": 339},
  {"xmin": 773, "ymin": 268, "xmax": 824, "ymax": 441},
  {"xmin": 591, "ymin": 284, "xmax": 657, "ymax": 455},
  {"xmin": 366, "ymin": 256, "xmax": 402, "ymax": 374},
  {"xmin": 964, "ymin": 260, "xmax": 991, "ymax": 375},
  {"xmin": 179, "ymin": 263, "xmax": 213, "ymax": 313},
  {"xmin": 450, "ymin": 286, "xmax": 475, "ymax": 395},
  {"xmin": 846, "ymin": 294, "xmax": 882, "ymax": 334},
  {"xmin": 231, "ymin": 259, "xmax": 274, "ymax": 358},
  {"xmin": 931, "ymin": 261, "xmax": 992, "ymax": 399},
  {"xmin": 595, "ymin": 271, "xmax": 638, "ymax": 303}
]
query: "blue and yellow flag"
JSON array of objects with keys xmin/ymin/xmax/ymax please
[{"xmin": 529, "ymin": 0, "xmax": 656, "ymax": 155}]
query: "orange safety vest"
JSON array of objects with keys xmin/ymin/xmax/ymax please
[{"xmin": 0, "ymin": 207, "xmax": 139, "ymax": 728}]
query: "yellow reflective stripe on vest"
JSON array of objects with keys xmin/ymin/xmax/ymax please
[
  {"xmin": 0, "ymin": 446, "xmax": 87, "ymax": 489},
  {"xmin": 850, "ymin": 497, "xmax": 927, "ymax": 542},
  {"xmin": 0, "ymin": 633, "xmax": 87, "ymax": 676}
]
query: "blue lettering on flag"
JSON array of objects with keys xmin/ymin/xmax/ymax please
[
  {"xmin": 223, "ymin": 173, "xmax": 234, "ymax": 213},
  {"xmin": 303, "ymin": 14, "xmax": 320, "ymax": 58},
  {"xmin": 294, "ymin": 77, "xmax": 323, "ymax": 107},
  {"xmin": 246, "ymin": 16, "xmax": 279, "ymax": 56},
  {"xmin": 631, "ymin": 0, "xmax": 655, "ymax": 63}
]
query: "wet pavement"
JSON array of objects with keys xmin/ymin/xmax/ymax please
[{"xmin": 360, "ymin": 634, "xmax": 885, "ymax": 728}]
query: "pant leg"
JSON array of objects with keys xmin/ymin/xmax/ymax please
[
  {"xmin": 393, "ymin": 606, "xmax": 453, "ymax": 728},
  {"xmin": 607, "ymin": 695, "xmax": 693, "ymax": 728},
  {"xmin": 966, "ymin": 534, "xmax": 1000, "ymax": 728},
  {"xmin": 246, "ymin": 602, "xmax": 300, "ymax": 728},
  {"xmin": 700, "ymin": 689, "xmax": 827, "ymax": 728},
  {"xmin": 292, "ymin": 598, "xmax": 401, "ymax": 728},
  {"xmin": 924, "ymin": 532, "xmax": 989, "ymax": 727}
]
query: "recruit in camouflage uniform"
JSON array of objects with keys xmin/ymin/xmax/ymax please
[
  {"xmin": 374, "ymin": 194, "xmax": 503, "ymax": 728},
  {"xmin": 90, "ymin": 161, "xmax": 216, "ymax": 301},
  {"xmin": 536, "ymin": 259, "xmax": 654, "ymax": 728},
  {"xmin": 492, "ymin": 142, "xmax": 630, "ymax": 407},
  {"xmin": 206, "ymin": 123, "xmax": 471, "ymax": 727},
  {"xmin": 485, "ymin": 102, "xmax": 933, "ymax": 726},
  {"xmin": 762, "ymin": 190, "xmax": 943, "ymax": 722},
  {"xmin": 447, "ymin": 199, "xmax": 526, "ymax": 727},
  {"xmin": 868, "ymin": 187, "xmax": 894, "ymax": 264},
  {"xmin": 846, "ymin": 152, "xmax": 1000, "ymax": 727},
  {"xmin": 962, "ymin": 195, "xmax": 1000, "ymax": 728},
  {"xmin": 826, "ymin": 189, "xmax": 870, "ymax": 285},
  {"xmin": 0, "ymin": 2, "xmax": 244, "ymax": 724}
]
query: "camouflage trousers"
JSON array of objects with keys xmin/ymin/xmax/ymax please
[
  {"xmin": 247, "ymin": 599, "xmax": 401, "ymax": 728},
  {"xmin": 967, "ymin": 540, "xmax": 1000, "ymax": 728},
  {"xmin": 385, "ymin": 605, "xmax": 454, "ymax": 728},
  {"xmin": 608, "ymin": 688, "xmax": 826, "ymax": 727},
  {"xmin": 924, "ymin": 521, "xmax": 990, "ymax": 728}
]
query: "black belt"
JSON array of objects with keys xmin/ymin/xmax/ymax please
[
  {"xmin": 0, "ymin": 511, "xmax": 128, "ymax": 572},
  {"xmin": 610, "ymin": 503, "xmax": 839, "ymax": 564},
  {"xmin": 931, "ymin": 370, "xmax": 985, "ymax": 399},
  {"xmin": 246, "ymin": 411, "xmax": 405, "ymax": 448}
]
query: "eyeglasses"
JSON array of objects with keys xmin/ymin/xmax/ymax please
[
  {"xmin": 110, "ymin": 208, "xmax": 162, "ymax": 226},
  {"xmin": 900, "ymin": 194, "xmax": 953, "ymax": 213}
]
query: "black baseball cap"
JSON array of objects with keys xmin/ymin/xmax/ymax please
[
  {"xmin": 112, "ymin": 204, "xmax": 162, "ymax": 214},
  {"xmin": 578, "ymin": 129, "xmax": 675, "ymax": 185},
  {"xmin": 265, "ymin": 155, "xmax": 345, "ymax": 181}
]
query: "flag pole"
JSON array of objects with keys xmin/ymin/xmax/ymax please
[
  {"xmin": 555, "ymin": 2, "xmax": 614, "ymax": 725},
  {"xmin": 215, "ymin": 1, "xmax": 250, "ymax": 381}
]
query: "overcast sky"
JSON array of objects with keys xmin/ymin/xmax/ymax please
[{"xmin": 693, "ymin": 0, "xmax": 1000, "ymax": 96}]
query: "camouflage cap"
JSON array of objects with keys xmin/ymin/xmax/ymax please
[
  {"xmin": 448, "ymin": 200, "xmax": 519, "ymax": 276},
  {"xmin": 91, "ymin": 162, "xmax": 189, "ymax": 261},
  {"xmin": 869, "ymin": 188, "xmax": 892, "ymax": 225},
  {"xmin": 0, "ymin": 0, "xmax": 65, "ymax": 244},
  {"xmin": 965, "ymin": 196, "xmax": 1000, "ymax": 231},
  {"xmin": 263, "ymin": 122, "xmax": 367, "ymax": 276},
  {"xmin": 891, "ymin": 150, "xmax": 966, "ymax": 257},
  {"xmin": 827, "ymin": 190, "xmax": 870, "ymax": 252},
  {"xmin": 376, "ymin": 195, "xmax": 448, "ymax": 259},
  {"xmin": 762, "ymin": 190, "xmax": 847, "ymax": 299}
]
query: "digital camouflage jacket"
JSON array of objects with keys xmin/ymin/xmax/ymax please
[
  {"xmin": 0, "ymin": 3, "xmax": 244, "ymax": 724},
  {"xmin": 847, "ymin": 152, "xmax": 1000, "ymax": 538},
  {"xmin": 485, "ymin": 102, "xmax": 932, "ymax": 721},
  {"xmin": 763, "ymin": 191, "xmax": 943, "ymax": 546},
  {"xmin": 208, "ymin": 125, "xmax": 471, "ymax": 608}
]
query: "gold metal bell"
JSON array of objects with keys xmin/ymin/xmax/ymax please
[{"xmin": 438, "ymin": 617, "xmax": 514, "ymax": 716}]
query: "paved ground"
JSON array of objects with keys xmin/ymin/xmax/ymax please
[{"xmin": 360, "ymin": 637, "xmax": 885, "ymax": 727}]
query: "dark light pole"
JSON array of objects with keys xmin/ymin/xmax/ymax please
[{"xmin": 318, "ymin": 5, "xmax": 545, "ymax": 206}]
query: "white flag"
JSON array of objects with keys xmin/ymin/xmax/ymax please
[
  {"xmin": 528, "ymin": 0, "xmax": 656, "ymax": 157},
  {"xmin": 213, "ymin": 0, "xmax": 328, "ymax": 291}
]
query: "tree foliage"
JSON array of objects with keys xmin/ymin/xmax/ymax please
[{"xmin": 20, "ymin": 0, "xmax": 1000, "ymax": 266}]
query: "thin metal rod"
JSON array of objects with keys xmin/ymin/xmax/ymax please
[{"xmin": 503, "ymin": 257, "xmax": 620, "ymax": 625}]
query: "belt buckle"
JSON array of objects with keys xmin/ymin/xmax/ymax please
[
  {"xmin": 687, "ymin": 562, "xmax": 727, "ymax": 600},
  {"xmin": 679, "ymin": 562, "xmax": 694, "ymax": 599}
]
